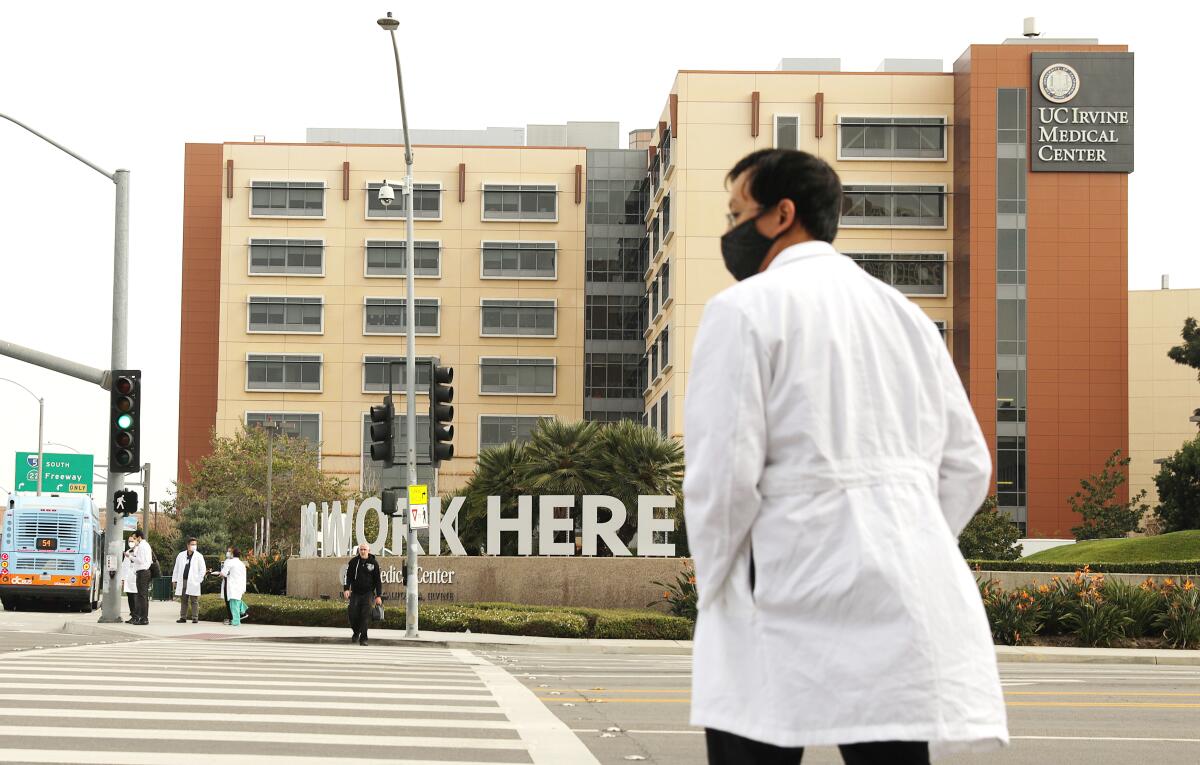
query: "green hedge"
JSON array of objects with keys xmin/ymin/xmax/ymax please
[
  {"xmin": 197, "ymin": 594, "xmax": 693, "ymax": 640},
  {"xmin": 969, "ymin": 560, "xmax": 1200, "ymax": 575}
]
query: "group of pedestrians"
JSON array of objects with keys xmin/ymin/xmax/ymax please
[{"xmin": 116, "ymin": 533, "xmax": 248, "ymax": 626}]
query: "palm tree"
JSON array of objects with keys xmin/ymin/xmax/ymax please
[
  {"xmin": 598, "ymin": 420, "xmax": 686, "ymax": 553},
  {"xmin": 459, "ymin": 442, "xmax": 530, "ymax": 555},
  {"xmin": 515, "ymin": 419, "xmax": 606, "ymax": 495}
]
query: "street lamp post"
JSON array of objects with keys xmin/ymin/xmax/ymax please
[
  {"xmin": 0, "ymin": 378, "xmax": 44, "ymax": 496},
  {"xmin": 0, "ymin": 112, "xmax": 131, "ymax": 624},
  {"xmin": 377, "ymin": 10, "xmax": 421, "ymax": 638}
]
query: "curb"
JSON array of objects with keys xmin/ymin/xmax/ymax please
[
  {"xmin": 994, "ymin": 646, "xmax": 1200, "ymax": 666},
  {"xmin": 61, "ymin": 621, "xmax": 145, "ymax": 640}
]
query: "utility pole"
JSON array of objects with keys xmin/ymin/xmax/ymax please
[{"xmin": 378, "ymin": 11, "xmax": 421, "ymax": 638}]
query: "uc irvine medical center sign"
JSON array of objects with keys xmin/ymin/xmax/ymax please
[
  {"xmin": 1031, "ymin": 52, "xmax": 1134, "ymax": 173},
  {"xmin": 298, "ymin": 494, "xmax": 679, "ymax": 558}
]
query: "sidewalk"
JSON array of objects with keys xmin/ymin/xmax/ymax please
[{"xmin": 45, "ymin": 600, "xmax": 1200, "ymax": 665}]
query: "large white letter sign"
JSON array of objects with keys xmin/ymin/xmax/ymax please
[
  {"xmin": 539, "ymin": 495, "xmax": 575, "ymax": 556},
  {"xmin": 430, "ymin": 496, "xmax": 468, "ymax": 556},
  {"xmin": 582, "ymin": 495, "xmax": 630, "ymax": 556},
  {"xmin": 637, "ymin": 495, "xmax": 676, "ymax": 557},
  {"xmin": 355, "ymin": 496, "xmax": 387, "ymax": 553},
  {"xmin": 487, "ymin": 495, "xmax": 533, "ymax": 556}
]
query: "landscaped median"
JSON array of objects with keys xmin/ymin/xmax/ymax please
[{"xmin": 196, "ymin": 594, "xmax": 694, "ymax": 640}]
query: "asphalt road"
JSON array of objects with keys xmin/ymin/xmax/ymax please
[{"xmin": 485, "ymin": 649, "xmax": 1200, "ymax": 765}]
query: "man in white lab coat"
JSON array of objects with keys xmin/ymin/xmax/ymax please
[
  {"xmin": 128, "ymin": 529, "xmax": 153, "ymax": 625},
  {"xmin": 684, "ymin": 149, "xmax": 1007, "ymax": 764},
  {"xmin": 171, "ymin": 537, "xmax": 206, "ymax": 624}
]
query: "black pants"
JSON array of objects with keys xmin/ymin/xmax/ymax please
[
  {"xmin": 348, "ymin": 592, "xmax": 373, "ymax": 639},
  {"xmin": 706, "ymin": 729, "xmax": 930, "ymax": 765},
  {"xmin": 134, "ymin": 570, "xmax": 151, "ymax": 622},
  {"xmin": 126, "ymin": 593, "xmax": 137, "ymax": 619}
]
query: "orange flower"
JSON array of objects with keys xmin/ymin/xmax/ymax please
[
  {"xmin": 1164, "ymin": 578, "xmax": 1177, "ymax": 589},
  {"xmin": 662, "ymin": 591, "xmax": 671, "ymax": 600},
  {"xmin": 1014, "ymin": 631, "xmax": 1022, "ymax": 643},
  {"xmin": 687, "ymin": 576, "xmax": 696, "ymax": 585},
  {"xmin": 1037, "ymin": 585, "xmax": 1050, "ymax": 594},
  {"xmin": 1184, "ymin": 580, "xmax": 1196, "ymax": 592}
]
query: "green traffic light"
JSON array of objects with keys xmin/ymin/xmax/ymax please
[{"xmin": 116, "ymin": 413, "xmax": 133, "ymax": 430}]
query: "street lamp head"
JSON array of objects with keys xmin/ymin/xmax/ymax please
[{"xmin": 377, "ymin": 12, "xmax": 399, "ymax": 31}]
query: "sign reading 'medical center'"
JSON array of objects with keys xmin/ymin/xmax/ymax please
[{"xmin": 1031, "ymin": 52, "xmax": 1134, "ymax": 173}]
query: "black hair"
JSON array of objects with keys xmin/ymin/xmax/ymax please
[
  {"xmin": 129, "ymin": 529, "xmax": 143, "ymax": 539},
  {"xmin": 187, "ymin": 537, "xmax": 197, "ymax": 544},
  {"xmin": 727, "ymin": 149, "xmax": 842, "ymax": 243},
  {"xmin": 229, "ymin": 546, "xmax": 241, "ymax": 558}
]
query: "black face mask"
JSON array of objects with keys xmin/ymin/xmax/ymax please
[{"xmin": 720, "ymin": 214, "xmax": 778, "ymax": 281}]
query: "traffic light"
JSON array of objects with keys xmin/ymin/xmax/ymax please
[
  {"xmin": 108, "ymin": 370, "xmax": 141, "ymax": 473},
  {"xmin": 369, "ymin": 395, "xmax": 395, "ymax": 466},
  {"xmin": 113, "ymin": 488, "xmax": 138, "ymax": 516},
  {"xmin": 429, "ymin": 362, "xmax": 454, "ymax": 467},
  {"xmin": 381, "ymin": 488, "xmax": 401, "ymax": 517}
]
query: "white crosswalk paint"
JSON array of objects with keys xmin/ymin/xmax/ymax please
[{"xmin": 0, "ymin": 638, "xmax": 596, "ymax": 764}]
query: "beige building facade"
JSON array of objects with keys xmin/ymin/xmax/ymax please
[
  {"xmin": 1129, "ymin": 287, "xmax": 1200, "ymax": 504},
  {"xmin": 641, "ymin": 67, "xmax": 955, "ymax": 443},
  {"xmin": 180, "ymin": 141, "xmax": 589, "ymax": 492}
]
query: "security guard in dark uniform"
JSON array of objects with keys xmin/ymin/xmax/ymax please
[{"xmin": 342, "ymin": 543, "xmax": 383, "ymax": 645}]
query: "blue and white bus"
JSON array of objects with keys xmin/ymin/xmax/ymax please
[{"xmin": 1, "ymin": 492, "xmax": 103, "ymax": 611}]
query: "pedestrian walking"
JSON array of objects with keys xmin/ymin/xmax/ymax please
[
  {"xmin": 683, "ymin": 149, "xmax": 1008, "ymax": 764},
  {"xmin": 343, "ymin": 543, "xmax": 382, "ymax": 646},
  {"xmin": 214, "ymin": 546, "xmax": 247, "ymax": 626},
  {"xmin": 119, "ymin": 537, "xmax": 139, "ymax": 622},
  {"xmin": 128, "ymin": 529, "xmax": 153, "ymax": 625},
  {"xmin": 171, "ymin": 537, "xmax": 206, "ymax": 624}
]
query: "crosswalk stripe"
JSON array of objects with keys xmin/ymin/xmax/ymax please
[
  {"xmin": 0, "ymin": 682, "xmax": 494, "ymax": 700},
  {"xmin": 0, "ymin": 707, "xmax": 520, "ymax": 730},
  {"xmin": 0, "ymin": 671, "xmax": 487, "ymax": 690},
  {"xmin": 0, "ymin": 752, "xmax": 515, "ymax": 765},
  {"xmin": 0, "ymin": 694, "xmax": 504, "ymax": 715},
  {"xmin": 0, "ymin": 726, "xmax": 528, "ymax": 750}
]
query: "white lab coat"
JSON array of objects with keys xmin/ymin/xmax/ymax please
[
  {"xmin": 683, "ymin": 241, "xmax": 1007, "ymax": 757},
  {"xmin": 132, "ymin": 539, "xmax": 152, "ymax": 572},
  {"xmin": 219, "ymin": 556, "xmax": 247, "ymax": 601},
  {"xmin": 171, "ymin": 550, "xmax": 206, "ymax": 597},
  {"xmin": 119, "ymin": 551, "xmax": 139, "ymax": 595}
]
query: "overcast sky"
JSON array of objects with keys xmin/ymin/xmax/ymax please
[{"xmin": 0, "ymin": 1, "xmax": 1190, "ymax": 503}]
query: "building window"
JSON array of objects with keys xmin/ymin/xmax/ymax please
[
  {"xmin": 481, "ymin": 299, "xmax": 556, "ymax": 337},
  {"xmin": 480, "ymin": 415, "xmax": 550, "ymax": 451},
  {"xmin": 365, "ymin": 240, "xmax": 441, "ymax": 277},
  {"xmin": 586, "ymin": 294, "xmax": 642, "ymax": 340},
  {"xmin": 649, "ymin": 402, "xmax": 659, "ymax": 432},
  {"xmin": 480, "ymin": 358, "xmax": 556, "ymax": 395},
  {"xmin": 586, "ymin": 179, "xmax": 644, "ymax": 225},
  {"xmin": 650, "ymin": 216, "xmax": 660, "ymax": 256},
  {"xmin": 363, "ymin": 298, "xmax": 440, "ymax": 335},
  {"xmin": 586, "ymin": 237, "xmax": 644, "ymax": 283},
  {"xmin": 661, "ymin": 193, "xmax": 672, "ymax": 238},
  {"xmin": 481, "ymin": 241, "xmax": 557, "ymax": 279},
  {"xmin": 250, "ymin": 181, "xmax": 324, "ymax": 217},
  {"xmin": 647, "ymin": 154, "xmax": 661, "ymax": 198},
  {"xmin": 841, "ymin": 185, "xmax": 945, "ymax": 227},
  {"xmin": 775, "ymin": 116, "xmax": 800, "ymax": 150},
  {"xmin": 661, "ymin": 260, "xmax": 671, "ymax": 303},
  {"xmin": 482, "ymin": 184, "xmax": 557, "ymax": 221},
  {"xmin": 933, "ymin": 320, "xmax": 948, "ymax": 341},
  {"xmin": 362, "ymin": 355, "xmax": 432, "ymax": 393},
  {"xmin": 659, "ymin": 327, "xmax": 671, "ymax": 369},
  {"xmin": 839, "ymin": 117, "xmax": 946, "ymax": 160},
  {"xmin": 660, "ymin": 129, "xmax": 673, "ymax": 170},
  {"xmin": 246, "ymin": 354, "xmax": 321, "ymax": 392},
  {"xmin": 248, "ymin": 239, "xmax": 323, "ymax": 276},
  {"xmin": 650, "ymin": 278, "xmax": 660, "ymax": 320},
  {"xmin": 365, "ymin": 182, "xmax": 441, "ymax": 219},
  {"xmin": 659, "ymin": 393, "xmax": 670, "ymax": 437},
  {"xmin": 650, "ymin": 342, "xmax": 659, "ymax": 381},
  {"xmin": 245, "ymin": 412, "xmax": 320, "ymax": 448},
  {"xmin": 585, "ymin": 353, "xmax": 642, "ymax": 400},
  {"xmin": 848, "ymin": 252, "xmax": 947, "ymax": 296},
  {"xmin": 247, "ymin": 296, "xmax": 323, "ymax": 333}
]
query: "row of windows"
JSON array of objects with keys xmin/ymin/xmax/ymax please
[
  {"xmin": 585, "ymin": 294, "xmax": 643, "ymax": 341},
  {"xmin": 585, "ymin": 352, "xmax": 643, "ymax": 400},
  {"xmin": 585, "ymin": 236, "xmax": 646, "ymax": 283},
  {"xmin": 646, "ymin": 392, "xmax": 670, "ymax": 438},
  {"xmin": 248, "ymin": 239, "xmax": 560, "ymax": 280},
  {"xmin": 849, "ymin": 252, "xmax": 946, "ymax": 296},
  {"xmin": 245, "ymin": 296, "xmax": 559, "ymax": 337},
  {"xmin": 250, "ymin": 182, "xmax": 562, "ymax": 221},
  {"xmin": 648, "ymin": 260, "xmax": 672, "ymax": 322},
  {"xmin": 775, "ymin": 116, "xmax": 947, "ymax": 161},
  {"xmin": 841, "ymin": 185, "xmax": 946, "ymax": 228},
  {"xmin": 585, "ymin": 179, "xmax": 645, "ymax": 226},
  {"xmin": 648, "ymin": 326, "xmax": 671, "ymax": 383},
  {"xmin": 244, "ymin": 356, "xmax": 560, "ymax": 395},
  {"xmin": 246, "ymin": 411, "xmax": 554, "ymax": 454}
]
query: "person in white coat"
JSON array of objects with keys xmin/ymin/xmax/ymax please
[
  {"xmin": 119, "ymin": 537, "xmax": 139, "ymax": 620},
  {"xmin": 214, "ymin": 546, "xmax": 248, "ymax": 626},
  {"xmin": 684, "ymin": 149, "xmax": 1007, "ymax": 765},
  {"xmin": 171, "ymin": 537, "xmax": 206, "ymax": 624}
]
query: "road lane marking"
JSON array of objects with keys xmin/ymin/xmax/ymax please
[
  {"xmin": 1007, "ymin": 701, "xmax": 1200, "ymax": 709},
  {"xmin": 1012, "ymin": 735, "xmax": 1200, "ymax": 744}
]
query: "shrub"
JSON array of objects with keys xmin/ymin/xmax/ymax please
[
  {"xmin": 1103, "ymin": 579, "xmax": 1164, "ymax": 637},
  {"xmin": 1068, "ymin": 450, "xmax": 1148, "ymax": 541},
  {"xmin": 1154, "ymin": 580, "xmax": 1200, "ymax": 649},
  {"xmin": 968, "ymin": 560, "xmax": 1200, "ymax": 576},
  {"xmin": 959, "ymin": 497, "xmax": 1022, "ymax": 560},
  {"xmin": 978, "ymin": 579, "xmax": 1044, "ymax": 645},
  {"xmin": 650, "ymin": 567, "xmax": 697, "ymax": 621},
  {"xmin": 244, "ymin": 552, "xmax": 288, "ymax": 595}
]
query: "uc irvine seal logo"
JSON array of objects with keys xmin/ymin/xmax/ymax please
[{"xmin": 1039, "ymin": 63, "xmax": 1080, "ymax": 104}]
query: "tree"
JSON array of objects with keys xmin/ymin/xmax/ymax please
[
  {"xmin": 1154, "ymin": 435, "xmax": 1200, "ymax": 532},
  {"xmin": 597, "ymin": 420, "xmax": 685, "ymax": 552},
  {"xmin": 1167, "ymin": 317, "xmax": 1200, "ymax": 421},
  {"xmin": 1068, "ymin": 449, "xmax": 1148, "ymax": 540},
  {"xmin": 958, "ymin": 496, "xmax": 1023, "ymax": 560},
  {"xmin": 458, "ymin": 442, "xmax": 531, "ymax": 555},
  {"xmin": 176, "ymin": 498, "xmax": 232, "ymax": 557},
  {"xmin": 173, "ymin": 427, "xmax": 352, "ymax": 553}
]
